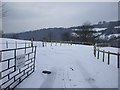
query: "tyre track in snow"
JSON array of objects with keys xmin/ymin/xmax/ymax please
[
  {"xmin": 51, "ymin": 47, "xmax": 100, "ymax": 89},
  {"xmin": 50, "ymin": 68, "xmax": 67, "ymax": 88},
  {"xmin": 63, "ymin": 69, "xmax": 73, "ymax": 88},
  {"xmin": 75, "ymin": 61, "xmax": 99, "ymax": 88},
  {"xmin": 67, "ymin": 70, "xmax": 73, "ymax": 88},
  {"xmin": 39, "ymin": 46, "xmax": 100, "ymax": 89}
]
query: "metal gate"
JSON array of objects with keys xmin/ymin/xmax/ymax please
[{"xmin": 0, "ymin": 46, "xmax": 37, "ymax": 89}]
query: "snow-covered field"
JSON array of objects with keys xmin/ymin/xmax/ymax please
[
  {"xmin": 99, "ymin": 47, "xmax": 119, "ymax": 53},
  {"xmin": 0, "ymin": 38, "xmax": 118, "ymax": 88},
  {"xmin": 0, "ymin": 38, "xmax": 33, "ymax": 50}
]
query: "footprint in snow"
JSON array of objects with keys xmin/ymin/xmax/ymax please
[
  {"xmin": 73, "ymin": 85, "xmax": 77, "ymax": 87},
  {"xmin": 87, "ymin": 78, "xmax": 95, "ymax": 83}
]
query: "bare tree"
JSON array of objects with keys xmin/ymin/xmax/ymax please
[{"xmin": 75, "ymin": 21, "xmax": 95, "ymax": 44}]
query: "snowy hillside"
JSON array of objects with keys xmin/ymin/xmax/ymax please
[
  {"xmin": 95, "ymin": 26, "xmax": 120, "ymax": 40},
  {"xmin": 0, "ymin": 38, "xmax": 118, "ymax": 88}
]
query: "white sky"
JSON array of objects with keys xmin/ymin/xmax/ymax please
[{"xmin": 1, "ymin": 1, "xmax": 119, "ymax": 33}]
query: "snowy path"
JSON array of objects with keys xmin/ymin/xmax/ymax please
[{"xmin": 17, "ymin": 44, "xmax": 118, "ymax": 88}]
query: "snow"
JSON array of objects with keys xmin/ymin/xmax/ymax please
[
  {"xmin": 94, "ymin": 32, "xmax": 102, "ymax": 37},
  {"xmin": 0, "ymin": 38, "xmax": 43, "ymax": 51},
  {"xmin": 18, "ymin": 44, "xmax": 118, "ymax": 88},
  {"xmin": 72, "ymin": 29, "xmax": 78, "ymax": 31},
  {"xmin": 0, "ymin": 38, "xmax": 118, "ymax": 88},
  {"xmin": 107, "ymin": 34, "xmax": 120, "ymax": 38},
  {"xmin": 99, "ymin": 34, "xmax": 106, "ymax": 39},
  {"xmin": 71, "ymin": 32, "xmax": 79, "ymax": 37},
  {"xmin": 114, "ymin": 26, "xmax": 120, "ymax": 29},
  {"xmin": 99, "ymin": 47, "xmax": 118, "ymax": 53},
  {"xmin": 99, "ymin": 34, "xmax": 120, "ymax": 40},
  {"xmin": 93, "ymin": 28, "xmax": 107, "ymax": 31}
]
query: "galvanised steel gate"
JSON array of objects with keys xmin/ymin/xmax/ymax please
[{"xmin": 0, "ymin": 46, "xmax": 37, "ymax": 89}]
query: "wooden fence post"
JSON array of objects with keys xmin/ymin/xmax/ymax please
[
  {"xmin": 94, "ymin": 46, "xmax": 96, "ymax": 57},
  {"xmin": 31, "ymin": 40, "xmax": 33, "ymax": 47},
  {"xmin": 94, "ymin": 46, "xmax": 120, "ymax": 68},
  {"xmin": 117, "ymin": 52, "xmax": 119, "ymax": 68},
  {"xmin": 97, "ymin": 49, "xmax": 99, "ymax": 59},
  {"xmin": 33, "ymin": 46, "xmax": 37, "ymax": 72},
  {"xmin": 25, "ymin": 42, "xmax": 26, "ymax": 54},
  {"xmin": 103, "ymin": 50, "xmax": 105, "ymax": 62},
  {"xmin": 42, "ymin": 42, "xmax": 44, "ymax": 47},
  {"xmin": 108, "ymin": 51, "xmax": 110, "ymax": 65},
  {"xmin": 14, "ymin": 49, "xmax": 17, "ymax": 71},
  {"xmin": 55, "ymin": 42, "xmax": 57, "ymax": 46},
  {"xmin": 6, "ymin": 41, "xmax": 8, "ymax": 48},
  {"xmin": 51, "ymin": 41, "xmax": 52, "ymax": 46},
  {"xmin": 70, "ymin": 41, "xmax": 72, "ymax": 45}
]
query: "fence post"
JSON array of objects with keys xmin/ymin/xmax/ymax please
[
  {"xmin": 55, "ymin": 42, "xmax": 57, "ymax": 46},
  {"xmin": 31, "ymin": 39, "xmax": 33, "ymax": 47},
  {"xmin": 97, "ymin": 48, "xmax": 99, "ymax": 59},
  {"xmin": 25, "ymin": 42, "xmax": 26, "ymax": 54},
  {"xmin": 33, "ymin": 46, "xmax": 37, "ymax": 72},
  {"xmin": 117, "ymin": 52, "xmax": 119, "ymax": 68},
  {"xmin": 103, "ymin": 50, "xmax": 105, "ymax": 62},
  {"xmin": 108, "ymin": 51, "xmax": 110, "ymax": 65},
  {"xmin": 51, "ymin": 41, "xmax": 52, "ymax": 46},
  {"xmin": 94, "ymin": 46, "xmax": 96, "ymax": 57},
  {"xmin": 31, "ymin": 40, "xmax": 34, "ymax": 53},
  {"xmin": 42, "ymin": 41, "xmax": 44, "ymax": 47},
  {"xmin": 71, "ymin": 41, "xmax": 72, "ymax": 45},
  {"xmin": 14, "ymin": 49, "xmax": 17, "ymax": 71},
  {"xmin": 6, "ymin": 41, "xmax": 8, "ymax": 48}
]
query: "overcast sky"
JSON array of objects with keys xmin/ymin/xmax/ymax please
[{"xmin": 2, "ymin": 2, "xmax": 118, "ymax": 33}]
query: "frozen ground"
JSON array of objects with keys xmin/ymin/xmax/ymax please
[
  {"xmin": 0, "ymin": 38, "xmax": 118, "ymax": 88},
  {"xmin": 17, "ymin": 44, "xmax": 118, "ymax": 88}
]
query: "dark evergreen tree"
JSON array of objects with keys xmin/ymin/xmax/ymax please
[{"xmin": 62, "ymin": 32, "xmax": 70, "ymax": 41}]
